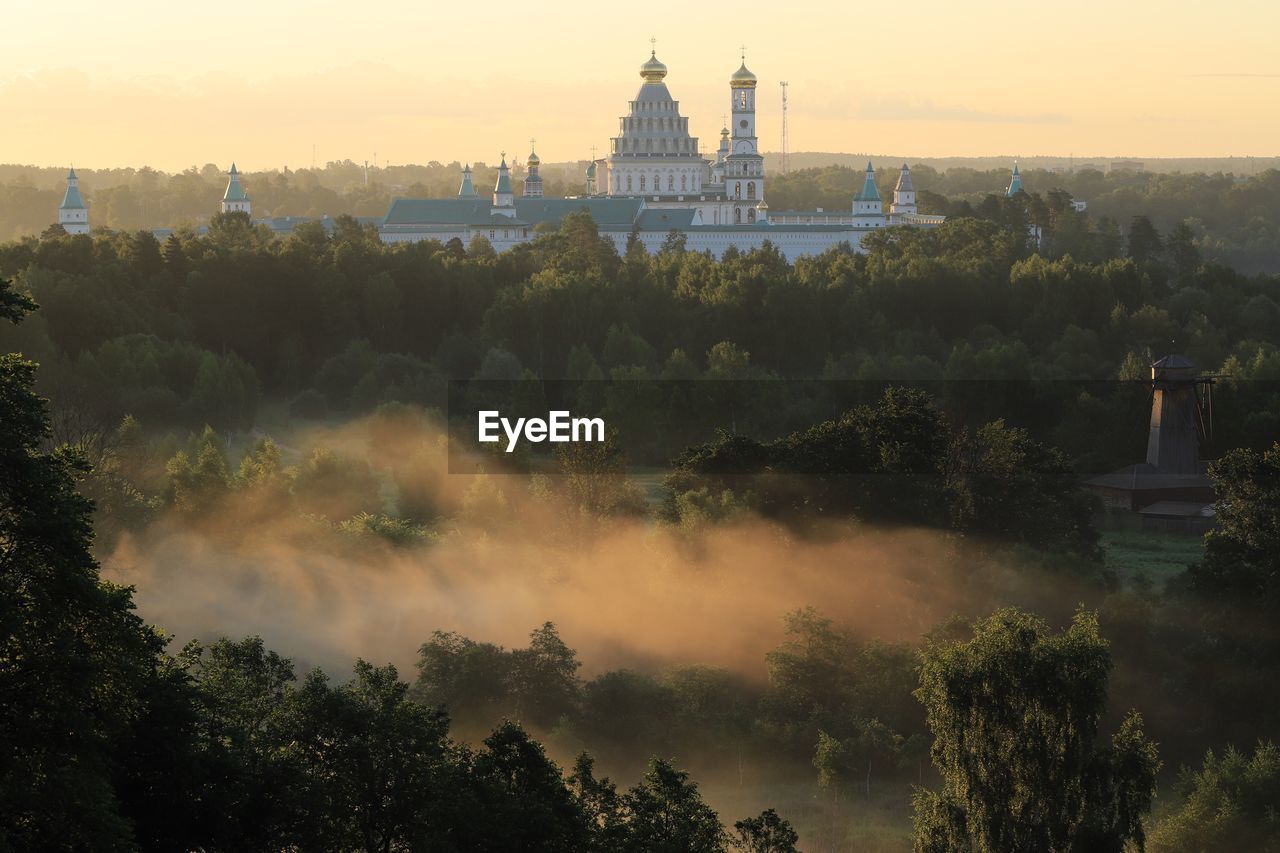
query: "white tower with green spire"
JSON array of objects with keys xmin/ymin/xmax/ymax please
[
  {"xmin": 58, "ymin": 167, "xmax": 89, "ymax": 234},
  {"xmin": 728, "ymin": 48, "xmax": 764, "ymax": 224},
  {"xmin": 853, "ymin": 161, "xmax": 886, "ymax": 226},
  {"xmin": 221, "ymin": 163, "xmax": 251, "ymax": 214},
  {"xmin": 493, "ymin": 153, "xmax": 516, "ymax": 215},
  {"xmin": 1006, "ymin": 163, "xmax": 1024, "ymax": 197}
]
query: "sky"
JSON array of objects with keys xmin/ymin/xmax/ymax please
[{"xmin": 3, "ymin": 0, "xmax": 1278, "ymax": 171}]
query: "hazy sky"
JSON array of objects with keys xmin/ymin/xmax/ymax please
[{"xmin": 4, "ymin": 0, "xmax": 1278, "ymax": 171}]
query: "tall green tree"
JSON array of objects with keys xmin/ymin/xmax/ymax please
[
  {"xmin": 1166, "ymin": 220, "xmax": 1201, "ymax": 278},
  {"xmin": 0, "ymin": 277, "xmax": 167, "ymax": 849},
  {"xmin": 913, "ymin": 608, "xmax": 1159, "ymax": 853},
  {"xmin": 1148, "ymin": 742, "xmax": 1280, "ymax": 852},
  {"xmin": 1127, "ymin": 215, "xmax": 1164, "ymax": 266},
  {"xmin": 731, "ymin": 809, "xmax": 800, "ymax": 853},
  {"xmin": 1183, "ymin": 442, "xmax": 1280, "ymax": 605},
  {"xmin": 616, "ymin": 758, "xmax": 727, "ymax": 853}
]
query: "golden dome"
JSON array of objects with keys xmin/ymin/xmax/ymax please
[
  {"xmin": 527, "ymin": 149, "xmax": 540, "ymax": 166},
  {"xmin": 730, "ymin": 62, "xmax": 757, "ymax": 88},
  {"xmin": 640, "ymin": 50, "xmax": 668, "ymax": 82}
]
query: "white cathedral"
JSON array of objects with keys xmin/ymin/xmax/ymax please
[
  {"xmin": 54, "ymin": 47, "xmax": 951, "ymax": 259},
  {"xmin": 381, "ymin": 48, "xmax": 945, "ymax": 260}
]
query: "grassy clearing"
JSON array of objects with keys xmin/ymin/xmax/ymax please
[{"xmin": 1101, "ymin": 528, "xmax": 1204, "ymax": 588}]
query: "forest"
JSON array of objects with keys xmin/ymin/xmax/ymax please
[{"xmin": 4, "ymin": 175, "xmax": 1280, "ymax": 851}]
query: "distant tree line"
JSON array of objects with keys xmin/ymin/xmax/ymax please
[{"xmin": 2, "ymin": 208, "xmax": 1279, "ymax": 466}]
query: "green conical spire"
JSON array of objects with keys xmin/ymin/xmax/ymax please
[
  {"xmin": 494, "ymin": 155, "xmax": 513, "ymax": 197},
  {"xmin": 1006, "ymin": 162, "xmax": 1023, "ymax": 197},
  {"xmin": 60, "ymin": 167, "xmax": 85, "ymax": 210},
  {"xmin": 223, "ymin": 163, "xmax": 249, "ymax": 202},
  {"xmin": 458, "ymin": 163, "xmax": 478, "ymax": 198},
  {"xmin": 855, "ymin": 161, "xmax": 881, "ymax": 202}
]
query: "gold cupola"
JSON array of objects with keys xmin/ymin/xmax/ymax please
[
  {"xmin": 640, "ymin": 50, "xmax": 668, "ymax": 82},
  {"xmin": 730, "ymin": 62, "xmax": 757, "ymax": 88}
]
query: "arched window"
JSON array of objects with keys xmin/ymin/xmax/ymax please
[
  {"xmin": 627, "ymin": 175, "xmax": 632, "ymax": 191},
  {"xmin": 747, "ymin": 183, "xmax": 755, "ymax": 199},
  {"xmin": 653, "ymin": 174, "xmax": 659, "ymax": 193},
  {"xmin": 734, "ymin": 208, "xmax": 742, "ymax": 224},
  {"xmin": 739, "ymin": 92, "xmax": 746, "ymax": 108},
  {"xmin": 667, "ymin": 174, "xmax": 674, "ymax": 191},
  {"xmin": 681, "ymin": 175, "xmax": 687, "ymax": 191},
  {"xmin": 747, "ymin": 209, "xmax": 756, "ymax": 223},
  {"xmin": 734, "ymin": 182, "xmax": 742, "ymax": 199},
  {"xmin": 639, "ymin": 174, "xmax": 646, "ymax": 191}
]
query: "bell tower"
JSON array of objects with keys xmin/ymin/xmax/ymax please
[{"xmin": 727, "ymin": 48, "xmax": 764, "ymax": 224}]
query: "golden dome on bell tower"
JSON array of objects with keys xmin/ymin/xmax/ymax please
[{"xmin": 730, "ymin": 62, "xmax": 757, "ymax": 88}]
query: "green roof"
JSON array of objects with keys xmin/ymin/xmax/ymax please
[
  {"xmin": 384, "ymin": 197, "xmax": 645, "ymax": 230},
  {"xmin": 60, "ymin": 175, "xmax": 85, "ymax": 210},
  {"xmin": 515, "ymin": 197, "xmax": 643, "ymax": 226},
  {"xmin": 494, "ymin": 158, "xmax": 513, "ymax": 196},
  {"xmin": 458, "ymin": 167, "xmax": 478, "ymax": 198},
  {"xmin": 223, "ymin": 163, "xmax": 249, "ymax": 202},
  {"xmin": 384, "ymin": 198, "xmax": 497, "ymax": 227},
  {"xmin": 637, "ymin": 208, "xmax": 697, "ymax": 229},
  {"xmin": 1006, "ymin": 165, "xmax": 1023, "ymax": 197},
  {"xmin": 855, "ymin": 163, "xmax": 881, "ymax": 202}
]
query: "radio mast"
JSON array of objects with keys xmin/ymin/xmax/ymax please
[{"xmin": 779, "ymin": 81, "xmax": 789, "ymax": 174}]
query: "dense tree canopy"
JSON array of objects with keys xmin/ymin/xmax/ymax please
[{"xmin": 913, "ymin": 608, "xmax": 1160, "ymax": 853}]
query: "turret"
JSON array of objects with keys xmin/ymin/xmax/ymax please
[
  {"xmin": 58, "ymin": 167, "xmax": 89, "ymax": 234},
  {"xmin": 713, "ymin": 124, "xmax": 730, "ymax": 185},
  {"xmin": 458, "ymin": 163, "xmax": 478, "ymax": 198},
  {"xmin": 221, "ymin": 163, "xmax": 251, "ymax": 214},
  {"xmin": 890, "ymin": 163, "xmax": 916, "ymax": 217},
  {"xmin": 523, "ymin": 143, "xmax": 543, "ymax": 198},
  {"xmin": 493, "ymin": 153, "xmax": 515, "ymax": 214},
  {"xmin": 1006, "ymin": 162, "xmax": 1023, "ymax": 197},
  {"xmin": 853, "ymin": 161, "xmax": 883, "ymax": 218}
]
